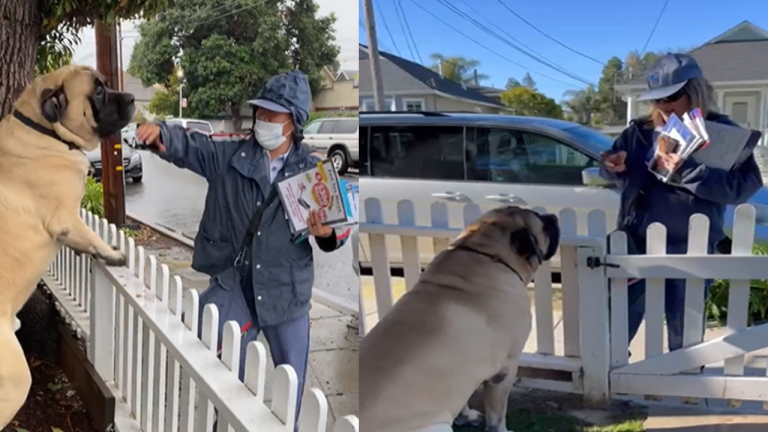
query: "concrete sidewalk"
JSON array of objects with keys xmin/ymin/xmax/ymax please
[{"xmin": 140, "ymin": 238, "xmax": 359, "ymax": 430}]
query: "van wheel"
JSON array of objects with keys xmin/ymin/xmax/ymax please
[{"xmin": 330, "ymin": 149, "xmax": 349, "ymax": 175}]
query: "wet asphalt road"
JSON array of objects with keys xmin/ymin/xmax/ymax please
[{"xmin": 125, "ymin": 149, "xmax": 359, "ymax": 306}]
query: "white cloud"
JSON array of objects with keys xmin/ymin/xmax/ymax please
[{"xmin": 71, "ymin": 1, "xmax": 359, "ymax": 75}]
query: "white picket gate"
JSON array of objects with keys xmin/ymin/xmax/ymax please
[
  {"xmin": 42, "ymin": 209, "xmax": 360, "ymax": 432},
  {"xmin": 603, "ymin": 204, "xmax": 768, "ymax": 408},
  {"xmin": 360, "ymin": 197, "xmax": 768, "ymax": 410}
]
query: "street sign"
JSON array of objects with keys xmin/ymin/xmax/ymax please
[{"xmin": 182, "ymin": 98, "xmax": 188, "ymax": 108}]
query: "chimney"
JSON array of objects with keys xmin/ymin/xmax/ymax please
[{"xmin": 437, "ymin": 59, "xmax": 443, "ymax": 77}]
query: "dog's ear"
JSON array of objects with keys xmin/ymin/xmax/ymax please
[
  {"xmin": 509, "ymin": 228, "xmax": 542, "ymax": 267},
  {"xmin": 540, "ymin": 214, "xmax": 560, "ymax": 261},
  {"xmin": 40, "ymin": 87, "xmax": 68, "ymax": 123}
]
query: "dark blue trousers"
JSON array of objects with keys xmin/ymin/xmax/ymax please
[{"xmin": 238, "ymin": 265, "xmax": 310, "ymax": 430}]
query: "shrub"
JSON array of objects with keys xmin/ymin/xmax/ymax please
[
  {"xmin": 81, "ymin": 176, "xmax": 104, "ymax": 218},
  {"xmin": 706, "ymin": 243, "xmax": 768, "ymax": 325}
]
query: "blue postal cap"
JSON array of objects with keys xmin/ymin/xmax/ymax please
[
  {"xmin": 248, "ymin": 98, "xmax": 291, "ymax": 113},
  {"xmin": 638, "ymin": 53, "xmax": 703, "ymax": 101}
]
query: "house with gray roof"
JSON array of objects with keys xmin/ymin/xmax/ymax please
[
  {"xmin": 358, "ymin": 44, "xmax": 512, "ymax": 113},
  {"xmin": 616, "ymin": 21, "xmax": 768, "ymax": 139}
]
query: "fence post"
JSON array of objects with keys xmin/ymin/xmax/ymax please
[
  {"xmin": 577, "ymin": 244, "xmax": 610, "ymax": 406},
  {"xmin": 89, "ymin": 262, "xmax": 116, "ymax": 381}
]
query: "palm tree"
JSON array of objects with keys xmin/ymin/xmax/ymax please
[
  {"xmin": 562, "ymin": 85, "xmax": 600, "ymax": 126},
  {"xmin": 429, "ymin": 53, "xmax": 489, "ymax": 85}
]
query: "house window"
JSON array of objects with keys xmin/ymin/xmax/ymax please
[
  {"xmin": 362, "ymin": 98, "xmax": 395, "ymax": 111},
  {"xmin": 403, "ymin": 98, "xmax": 425, "ymax": 111}
]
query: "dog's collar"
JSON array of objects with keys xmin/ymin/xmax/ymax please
[
  {"xmin": 452, "ymin": 244, "xmax": 525, "ymax": 283},
  {"xmin": 12, "ymin": 110, "xmax": 79, "ymax": 151}
]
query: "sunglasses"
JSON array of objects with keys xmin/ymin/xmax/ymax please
[{"xmin": 653, "ymin": 89, "xmax": 685, "ymax": 104}]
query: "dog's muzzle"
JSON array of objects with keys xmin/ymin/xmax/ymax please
[{"xmin": 92, "ymin": 90, "xmax": 136, "ymax": 138}]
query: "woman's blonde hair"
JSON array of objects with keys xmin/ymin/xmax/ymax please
[{"xmin": 648, "ymin": 75, "xmax": 719, "ymax": 127}]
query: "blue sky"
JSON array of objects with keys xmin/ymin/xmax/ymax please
[{"xmin": 359, "ymin": 0, "xmax": 768, "ymax": 101}]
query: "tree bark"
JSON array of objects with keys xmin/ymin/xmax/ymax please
[
  {"xmin": 231, "ymin": 103, "xmax": 243, "ymax": 132},
  {"xmin": 0, "ymin": 0, "xmax": 41, "ymax": 118}
]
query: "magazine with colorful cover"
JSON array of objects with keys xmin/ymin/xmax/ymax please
[
  {"xmin": 648, "ymin": 109, "xmax": 762, "ymax": 183},
  {"xmin": 339, "ymin": 179, "xmax": 359, "ymax": 225},
  {"xmin": 277, "ymin": 159, "xmax": 349, "ymax": 235}
]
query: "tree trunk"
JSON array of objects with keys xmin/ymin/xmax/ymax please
[
  {"xmin": 0, "ymin": 0, "xmax": 41, "ymax": 118},
  {"xmin": 231, "ymin": 103, "xmax": 243, "ymax": 132}
]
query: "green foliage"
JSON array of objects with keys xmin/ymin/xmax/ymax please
[
  {"xmin": 429, "ymin": 54, "xmax": 489, "ymax": 86},
  {"xmin": 521, "ymin": 73, "xmax": 537, "ymax": 91},
  {"xmin": 129, "ymin": 0, "xmax": 340, "ymax": 120},
  {"xmin": 561, "ymin": 85, "xmax": 600, "ymax": 126},
  {"xmin": 34, "ymin": 0, "xmax": 171, "ymax": 75},
  {"xmin": 81, "ymin": 177, "xmax": 104, "ymax": 218},
  {"xmin": 36, "ymin": 27, "xmax": 79, "ymax": 75},
  {"xmin": 707, "ymin": 243, "xmax": 768, "ymax": 325},
  {"xmin": 595, "ymin": 56, "xmax": 626, "ymax": 124},
  {"xmin": 148, "ymin": 89, "xmax": 179, "ymax": 118},
  {"xmin": 39, "ymin": 0, "xmax": 170, "ymax": 36},
  {"xmin": 501, "ymin": 87, "xmax": 562, "ymax": 119},
  {"xmin": 505, "ymin": 77, "xmax": 521, "ymax": 90}
]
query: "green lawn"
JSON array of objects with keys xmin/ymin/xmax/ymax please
[{"xmin": 452, "ymin": 407, "xmax": 645, "ymax": 432}]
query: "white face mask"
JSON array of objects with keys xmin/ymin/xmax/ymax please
[{"xmin": 253, "ymin": 119, "xmax": 290, "ymax": 150}]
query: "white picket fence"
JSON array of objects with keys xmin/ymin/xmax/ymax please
[
  {"xmin": 42, "ymin": 209, "xmax": 359, "ymax": 432},
  {"xmin": 360, "ymin": 197, "xmax": 768, "ymax": 409}
]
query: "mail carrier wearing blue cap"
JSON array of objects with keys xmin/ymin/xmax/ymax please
[
  {"xmin": 149, "ymin": 70, "xmax": 351, "ymax": 429},
  {"xmin": 599, "ymin": 53, "xmax": 763, "ymax": 355}
]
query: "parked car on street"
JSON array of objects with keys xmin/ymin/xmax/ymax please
[
  {"xmin": 87, "ymin": 141, "xmax": 143, "ymax": 183},
  {"xmin": 303, "ymin": 117, "xmax": 359, "ymax": 175},
  {"xmin": 121, "ymin": 122, "xmax": 138, "ymax": 148},
  {"xmin": 358, "ymin": 111, "xmax": 768, "ymax": 275},
  {"xmin": 165, "ymin": 118, "xmax": 214, "ymax": 134}
]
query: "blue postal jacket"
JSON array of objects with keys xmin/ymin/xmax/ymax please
[
  {"xmin": 156, "ymin": 123, "xmax": 350, "ymax": 326},
  {"xmin": 600, "ymin": 113, "xmax": 763, "ymax": 247}
]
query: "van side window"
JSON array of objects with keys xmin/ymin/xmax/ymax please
[
  {"xmin": 369, "ymin": 125, "xmax": 465, "ymax": 180},
  {"xmin": 318, "ymin": 120, "xmax": 337, "ymax": 134},
  {"xmin": 333, "ymin": 119, "xmax": 358, "ymax": 134},
  {"xmin": 467, "ymin": 127, "xmax": 597, "ymax": 185},
  {"xmin": 359, "ymin": 126, "xmax": 369, "ymax": 176}
]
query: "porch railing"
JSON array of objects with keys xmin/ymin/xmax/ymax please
[{"xmin": 43, "ymin": 209, "xmax": 360, "ymax": 432}]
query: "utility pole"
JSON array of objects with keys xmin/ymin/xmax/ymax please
[
  {"xmin": 362, "ymin": 0, "xmax": 386, "ymax": 111},
  {"xmin": 95, "ymin": 20, "xmax": 126, "ymax": 227}
]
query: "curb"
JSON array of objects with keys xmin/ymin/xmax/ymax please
[
  {"xmin": 128, "ymin": 213, "xmax": 195, "ymax": 248},
  {"xmin": 127, "ymin": 212, "xmax": 360, "ymax": 316}
]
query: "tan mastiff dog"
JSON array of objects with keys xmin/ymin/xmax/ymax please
[
  {"xmin": 361, "ymin": 206, "xmax": 560, "ymax": 432},
  {"xmin": 0, "ymin": 65, "xmax": 134, "ymax": 426}
]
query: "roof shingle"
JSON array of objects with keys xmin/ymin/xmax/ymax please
[
  {"xmin": 624, "ymin": 40, "xmax": 768, "ymax": 87},
  {"xmin": 358, "ymin": 44, "xmax": 506, "ymax": 108}
]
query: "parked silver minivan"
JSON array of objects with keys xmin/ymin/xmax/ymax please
[{"xmin": 303, "ymin": 117, "xmax": 359, "ymax": 175}]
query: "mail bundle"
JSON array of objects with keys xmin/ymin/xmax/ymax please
[{"xmin": 648, "ymin": 108, "xmax": 762, "ymax": 183}]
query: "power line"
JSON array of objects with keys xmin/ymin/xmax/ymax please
[
  {"xmin": 392, "ymin": 0, "xmax": 418, "ymax": 62},
  {"xmin": 398, "ymin": 0, "xmax": 423, "ymax": 64},
  {"xmin": 640, "ymin": 0, "xmax": 670, "ymax": 55},
  {"xmin": 374, "ymin": 0, "xmax": 402, "ymax": 57},
  {"xmin": 431, "ymin": 0, "xmax": 592, "ymax": 86},
  {"xmin": 408, "ymin": 0, "xmax": 581, "ymax": 89},
  {"xmin": 494, "ymin": 0, "xmax": 605, "ymax": 66}
]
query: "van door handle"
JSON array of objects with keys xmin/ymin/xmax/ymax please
[
  {"xmin": 485, "ymin": 194, "xmax": 527, "ymax": 205},
  {"xmin": 432, "ymin": 191, "xmax": 468, "ymax": 201}
]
